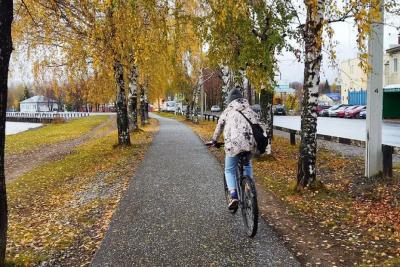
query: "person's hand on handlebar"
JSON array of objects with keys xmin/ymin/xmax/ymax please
[{"xmin": 205, "ymin": 140, "xmax": 223, "ymax": 148}]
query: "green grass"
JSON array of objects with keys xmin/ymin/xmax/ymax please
[
  {"xmin": 6, "ymin": 116, "xmax": 109, "ymax": 155},
  {"xmin": 155, "ymin": 112, "xmax": 185, "ymax": 121},
  {"xmin": 5, "ymin": 120, "xmax": 159, "ymax": 266}
]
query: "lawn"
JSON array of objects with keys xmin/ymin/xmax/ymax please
[
  {"xmin": 154, "ymin": 111, "xmax": 186, "ymax": 121},
  {"xmin": 163, "ymin": 114, "xmax": 400, "ymax": 267},
  {"xmin": 5, "ymin": 119, "xmax": 159, "ymax": 266},
  {"xmin": 6, "ymin": 116, "xmax": 109, "ymax": 155}
]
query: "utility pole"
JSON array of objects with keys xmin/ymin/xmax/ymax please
[{"xmin": 365, "ymin": 0, "xmax": 384, "ymax": 177}]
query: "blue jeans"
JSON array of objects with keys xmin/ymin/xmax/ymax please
[{"xmin": 225, "ymin": 154, "xmax": 253, "ymax": 191}]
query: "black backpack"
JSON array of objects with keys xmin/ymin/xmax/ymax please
[{"xmin": 238, "ymin": 110, "xmax": 268, "ymax": 154}]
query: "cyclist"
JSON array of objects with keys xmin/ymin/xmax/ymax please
[{"xmin": 211, "ymin": 86, "xmax": 264, "ymax": 210}]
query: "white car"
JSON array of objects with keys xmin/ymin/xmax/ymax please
[
  {"xmin": 165, "ymin": 101, "xmax": 176, "ymax": 112},
  {"xmin": 210, "ymin": 105, "xmax": 221, "ymax": 112}
]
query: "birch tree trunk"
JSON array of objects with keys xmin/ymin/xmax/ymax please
[
  {"xmin": 145, "ymin": 100, "xmax": 149, "ymax": 122},
  {"xmin": 144, "ymin": 83, "xmax": 149, "ymax": 122},
  {"xmin": 296, "ymin": 0, "xmax": 325, "ymax": 189},
  {"xmin": 260, "ymin": 89, "xmax": 273, "ymax": 155},
  {"xmin": 185, "ymin": 101, "xmax": 191, "ymax": 120},
  {"xmin": 127, "ymin": 57, "xmax": 139, "ymax": 131},
  {"xmin": 220, "ymin": 65, "xmax": 233, "ymax": 109},
  {"xmin": 0, "ymin": 0, "xmax": 13, "ymax": 264},
  {"xmin": 245, "ymin": 78, "xmax": 253, "ymax": 105},
  {"xmin": 140, "ymin": 85, "xmax": 146, "ymax": 127},
  {"xmin": 113, "ymin": 60, "xmax": 131, "ymax": 145},
  {"xmin": 192, "ymin": 85, "xmax": 200, "ymax": 124}
]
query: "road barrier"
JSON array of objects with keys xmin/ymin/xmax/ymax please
[
  {"xmin": 203, "ymin": 113, "xmax": 220, "ymax": 122},
  {"xmin": 383, "ymin": 145, "xmax": 394, "ymax": 178},
  {"xmin": 204, "ymin": 113, "xmax": 397, "ymax": 177},
  {"xmin": 6, "ymin": 112, "xmax": 90, "ymax": 123}
]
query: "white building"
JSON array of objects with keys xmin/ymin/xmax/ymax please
[
  {"xmin": 339, "ymin": 34, "xmax": 400, "ymax": 104},
  {"xmin": 20, "ymin": 96, "xmax": 59, "ymax": 112},
  {"xmin": 384, "ymin": 36, "xmax": 400, "ymax": 85},
  {"xmin": 339, "ymin": 58, "xmax": 368, "ymax": 104}
]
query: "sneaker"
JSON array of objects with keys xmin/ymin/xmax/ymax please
[
  {"xmin": 228, "ymin": 198, "xmax": 239, "ymax": 210},
  {"xmin": 228, "ymin": 190, "xmax": 238, "ymax": 210}
]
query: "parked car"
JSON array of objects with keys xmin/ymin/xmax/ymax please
[
  {"xmin": 273, "ymin": 104, "xmax": 286, "ymax": 115},
  {"xmin": 161, "ymin": 101, "xmax": 177, "ymax": 112},
  {"xmin": 210, "ymin": 105, "xmax": 221, "ymax": 112},
  {"xmin": 337, "ymin": 105, "xmax": 359, "ymax": 118},
  {"xmin": 345, "ymin": 105, "xmax": 366, "ymax": 118},
  {"xmin": 321, "ymin": 104, "xmax": 343, "ymax": 117},
  {"xmin": 317, "ymin": 105, "xmax": 331, "ymax": 116},
  {"xmin": 359, "ymin": 109, "xmax": 367, "ymax": 119},
  {"xmin": 328, "ymin": 105, "xmax": 350, "ymax": 117},
  {"xmin": 251, "ymin": 104, "xmax": 261, "ymax": 113}
]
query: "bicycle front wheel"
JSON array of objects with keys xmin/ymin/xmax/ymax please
[{"xmin": 241, "ymin": 176, "xmax": 259, "ymax": 237}]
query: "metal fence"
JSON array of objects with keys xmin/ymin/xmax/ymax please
[
  {"xmin": 6, "ymin": 112, "xmax": 90, "ymax": 119},
  {"xmin": 6, "ymin": 112, "xmax": 90, "ymax": 123}
]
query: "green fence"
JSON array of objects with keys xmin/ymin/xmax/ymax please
[{"xmin": 383, "ymin": 87, "xmax": 400, "ymax": 119}]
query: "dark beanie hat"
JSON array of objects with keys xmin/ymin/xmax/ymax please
[{"xmin": 227, "ymin": 87, "xmax": 243, "ymax": 104}]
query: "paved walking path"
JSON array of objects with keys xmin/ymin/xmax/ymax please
[{"xmin": 91, "ymin": 115, "xmax": 299, "ymax": 266}]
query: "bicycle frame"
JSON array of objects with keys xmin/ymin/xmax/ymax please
[{"xmin": 235, "ymin": 152, "xmax": 251, "ymax": 206}]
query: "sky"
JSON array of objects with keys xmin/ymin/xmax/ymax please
[{"xmin": 8, "ymin": 7, "xmax": 400, "ymax": 87}]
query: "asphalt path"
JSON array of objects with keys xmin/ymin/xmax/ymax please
[
  {"xmin": 274, "ymin": 116, "xmax": 400, "ymax": 148},
  {"xmin": 91, "ymin": 114, "xmax": 299, "ymax": 266}
]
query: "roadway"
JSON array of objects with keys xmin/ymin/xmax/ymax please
[{"xmin": 273, "ymin": 116, "xmax": 400, "ymax": 148}]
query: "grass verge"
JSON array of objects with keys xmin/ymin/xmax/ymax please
[
  {"xmin": 6, "ymin": 116, "xmax": 109, "ymax": 155},
  {"xmin": 165, "ymin": 114, "xmax": 400, "ymax": 267},
  {"xmin": 5, "ymin": 119, "xmax": 159, "ymax": 266},
  {"xmin": 154, "ymin": 112, "xmax": 186, "ymax": 122}
]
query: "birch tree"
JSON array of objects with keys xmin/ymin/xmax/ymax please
[
  {"xmin": 0, "ymin": 1, "xmax": 13, "ymax": 264},
  {"xmin": 200, "ymin": 0, "xmax": 294, "ymax": 154},
  {"xmin": 296, "ymin": 0, "xmax": 325, "ymax": 189},
  {"xmin": 220, "ymin": 65, "xmax": 233, "ymax": 109},
  {"xmin": 128, "ymin": 55, "xmax": 139, "ymax": 131},
  {"xmin": 293, "ymin": 0, "xmax": 398, "ymax": 188}
]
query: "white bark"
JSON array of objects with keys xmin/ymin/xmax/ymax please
[
  {"xmin": 220, "ymin": 65, "xmax": 233, "ymax": 108},
  {"xmin": 128, "ymin": 58, "xmax": 138, "ymax": 131},
  {"xmin": 113, "ymin": 60, "xmax": 131, "ymax": 145},
  {"xmin": 297, "ymin": 0, "xmax": 325, "ymax": 188}
]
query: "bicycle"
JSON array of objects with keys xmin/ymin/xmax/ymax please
[{"xmin": 206, "ymin": 142, "xmax": 259, "ymax": 237}]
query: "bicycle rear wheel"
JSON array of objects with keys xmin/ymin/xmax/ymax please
[
  {"xmin": 223, "ymin": 175, "xmax": 237, "ymax": 213},
  {"xmin": 241, "ymin": 176, "xmax": 258, "ymax": 237}
]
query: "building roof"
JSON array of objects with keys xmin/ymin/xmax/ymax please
[
  {"xmin": 386, "ymin": 45, "xmax": 400, "ymax": 54},
  {"xmin": 324, "ymin": 93, "xmax": 341, "ymax": 101},
  {"xmin": 20, "ymin": 95, "xmax": 58, "ymax": 104}
]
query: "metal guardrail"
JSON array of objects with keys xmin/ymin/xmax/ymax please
[
  {"xmin": 203, "ymin": 113, "xmax": 396, "ymax": 177},
  {"xmin": 275, "ymin": 126, "xmax": 397, "ymax": 178},
  {"xmin": 203, "ymin": 113, "xmax": 220, "ymax": 122},
  {"xmin": 6, "ymin": 112, "xmax": 90, "ymax": 123},
  {"xmin": 6, "ymin": 112, "xmax": 90, "ymax": 118}
]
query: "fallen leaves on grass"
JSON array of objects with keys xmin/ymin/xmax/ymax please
[
  {"xmin": 6, "ymin": 119, "xmax": 159, "ymax": 266},
  {"xmin": 6, "ymin": 116, "xmax": 109, "ymax": 155}
]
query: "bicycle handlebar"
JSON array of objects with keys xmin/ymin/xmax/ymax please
[{"xmin": 205, "ymin": 141, "xmax": 224, "ymax": 148}]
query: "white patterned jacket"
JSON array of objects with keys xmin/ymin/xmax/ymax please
[{"xmin": 212, "ymin": 99, "xmax": 264, "ymax": 157}]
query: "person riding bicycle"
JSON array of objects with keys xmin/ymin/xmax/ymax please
[{"xmin": 211, "ymin": 86, "xmax": 264, "ymax": 210}]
